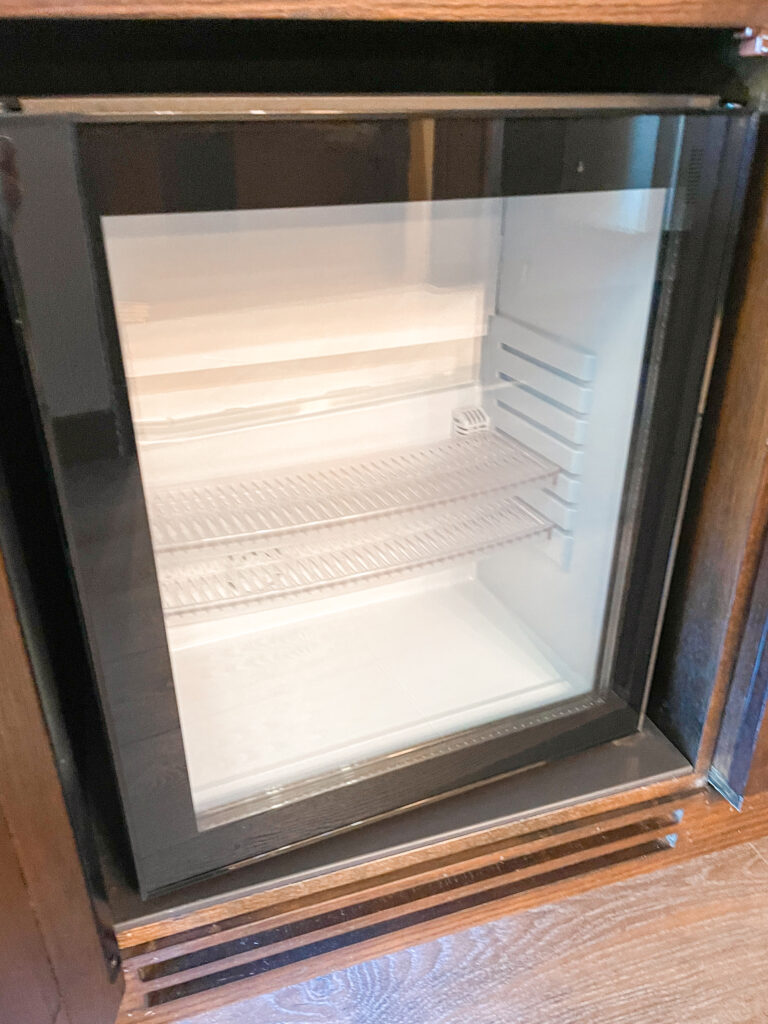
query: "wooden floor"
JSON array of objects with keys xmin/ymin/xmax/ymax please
[{"xmin": 175, "ymin": 835, "xmax": 768, "ymax": 1024}]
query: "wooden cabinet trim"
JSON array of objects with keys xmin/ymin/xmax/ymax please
[
  {"xmin": 710, "ymin": 455, "xmax": 768, "ymax": 797},
  {"xmin": 696, "ymin": 123, "xmax": 768, "ymax": 777},
  {"xmin": 652, "ymin": 115, "xmax": 768, "ymax": 775},
  {"xmin": 0, "ymin": 550, "xmax": 122, "ymax": 1024},
  {"xmin": 0, "ymin": 799, "xmax": 62, "ymax": 1024},
  {"xmin": 0, "ymin": 0, "xmax": 763, "ymax": 25}
]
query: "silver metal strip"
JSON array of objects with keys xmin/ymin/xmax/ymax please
[{"xmin": 18, "ymin": 93, "xmax": 722, "ymax": 118}]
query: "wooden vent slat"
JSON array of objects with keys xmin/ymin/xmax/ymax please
[
  {"xmin": 118, "ymin": 796, "xmax": 688, "ymax": 1020},
  {"xmin": 145, "ymin": 835, "xmax": 675, "ymax": 1008},
  {"xmin": 138, "ymin": 813, "xmax": 681, "ymax": 986}
]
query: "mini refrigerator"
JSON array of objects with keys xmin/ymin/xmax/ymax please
[{"xmin": 0, "ymin": 94, "xmax": 754, "ymax": 894}]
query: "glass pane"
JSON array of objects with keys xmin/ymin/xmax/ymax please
[{"xmin": 101, "ymin": 185, "xmax": 667, "ymax": 828}]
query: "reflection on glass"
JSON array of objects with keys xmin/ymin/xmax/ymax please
[{"xmin": 102, "ymin": 188, "xmax": 666, "ymax": 826}]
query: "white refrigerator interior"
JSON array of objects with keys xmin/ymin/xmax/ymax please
[{"xmin": 102, "ymin": 187, "xmax": 667, "ymax": 824}]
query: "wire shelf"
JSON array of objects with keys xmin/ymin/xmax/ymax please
[
  {"xmin": 158, "ymin": 494, "xmax": 551, "ymax": 619},
  {"xmin": 147, "ymin": 431, "xmax": 555, "ymax": 553}
]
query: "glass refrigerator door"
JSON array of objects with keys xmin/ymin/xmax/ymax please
[{"xmin": 102, "ymin": 187, "xmax": 663, "ymax": 828}]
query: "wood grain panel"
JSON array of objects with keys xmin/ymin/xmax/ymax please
[
  {"xmin": 0, "ymin": 551, "xmax": 121, "ymax": 1024},
  {"xmin": 652, "ymin": 116, "xmax": 768, "ymax": 771},
  {"xmin": 0, "ymin": 800, "xmax": 62, "ymax": 1024},
  {"xmin": 0, "ymin": 0, "xmax": 762, "ymax": 25},
  {"xmin": 172, "ymin": 838, "xmax": 768, "ymax": 1024},
  {"xmin": 711, "ymin": 457, "xmax": 768, "ymax": 800}
]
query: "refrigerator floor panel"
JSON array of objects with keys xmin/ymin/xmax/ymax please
[{"xmin": 168, "ymin": 570, "xmax": 589, "ymax": 822}]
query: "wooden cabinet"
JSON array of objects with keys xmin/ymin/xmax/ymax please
[{"xmin": 2, "ymin": 16, "xmax": 768, "ymax": 1024}]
